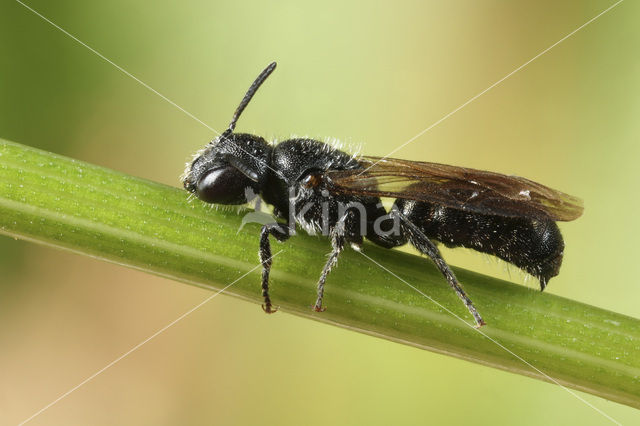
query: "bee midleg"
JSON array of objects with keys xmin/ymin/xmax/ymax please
[
  {"xmin": 313, "ymin": 211, "xmax": 352, "ymax": 312},
  {"xmin": 390, "ymin": 208, "xmax": 485, "ymax": 327},
  {"xmin": 259, "ymin": 223, "xmax": 292, "ymax": 313}
]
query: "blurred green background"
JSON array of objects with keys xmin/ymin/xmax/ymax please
[{"xmin": 1, "ymin": 0, "xmax": 638, "ymax": 424}]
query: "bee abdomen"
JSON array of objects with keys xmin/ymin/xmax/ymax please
[{"xmin": 396, "ymin": 199, "xmax": 564, "ymax": 288}]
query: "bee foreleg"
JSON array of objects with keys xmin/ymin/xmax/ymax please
[{"xmin": 259, "ymin": 223, "xmax": 291, "ymax": 313}]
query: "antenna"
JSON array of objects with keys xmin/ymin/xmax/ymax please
[{"xmin": 225, "ymin": 61, "xmax": 277, "ymax": 135}]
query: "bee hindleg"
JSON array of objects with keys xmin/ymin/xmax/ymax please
[
  {"xmin": 391, "ymin": 210, "xmax": 485, "ymax": 327},
  {"xmin": 259, "ymin": 223, "xmax": 291, "ymax": 313}
]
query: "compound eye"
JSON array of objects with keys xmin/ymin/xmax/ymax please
[{"xmin": 196, "ymin": 166, "xmax": 256, "ymax": 204}]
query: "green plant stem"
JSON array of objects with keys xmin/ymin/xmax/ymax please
[{"xmin": 1, "ymin": 139, "xmax": 638, "ymax": 410}]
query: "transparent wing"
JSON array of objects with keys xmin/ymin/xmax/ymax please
[{"xmin": 324, "ymin": 156, "xmax": 584, "ymax": 221}]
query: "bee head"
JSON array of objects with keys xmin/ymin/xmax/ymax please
[
  {"xmin": 182, "ymin": 62, "xmax": 277, "ymax": 205},
  {"xmin": 182, "ymin": 132, "xmax": 271, "ymax": 205}
]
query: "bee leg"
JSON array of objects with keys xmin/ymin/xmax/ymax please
[
  {"xmin": 392, "ymin": 210, "xmax": 486, "ymax": 327},
  {"xmin": 313, "ymin": 213, "xmax": 349, "ymax": 312},
  {"xmin": 259, "ymin": 223, "xmax": 291, "ymax": 313}
]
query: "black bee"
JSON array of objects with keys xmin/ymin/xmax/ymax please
[{"xmin": 182, "ymin": 62, "xmax": 583, "ymax": 326}]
